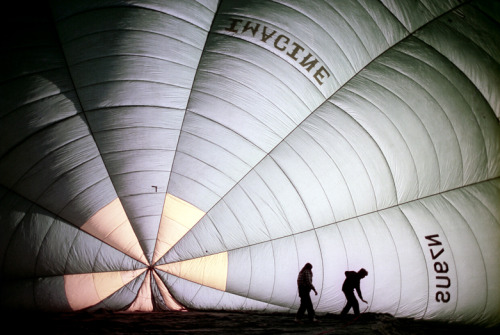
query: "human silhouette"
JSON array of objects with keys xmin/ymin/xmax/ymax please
[
  {"xmin": 340, "ymin": 268, "xmax": 368, "ymax": 316},
  {"xmin": 295, "ymin": 263, "xmax": 318, "ymax": 322}
]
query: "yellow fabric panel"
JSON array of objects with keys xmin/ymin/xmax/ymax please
[
  {"xmin": 153, "ymin": 194, "xmax": 205, "ymax": 263},
  {"xmin": 82, "ymin": 198, "xmax": 148, "ymax": 265},
  {"xmin": 93, "ymin": 271, "xmax": 128, "ymax": 302},
  {"xmin": 158, "ymin": 252, "xmax": 228, "ymax": 291}
]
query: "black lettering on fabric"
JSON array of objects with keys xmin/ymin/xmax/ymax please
[
  {"xmin": 425, "ymin": 234, "xmax": 452, "ymax": 303},
  {"xmin": 261, "ymin": 26, "xmax": 276, "ymax": 42},
  {"xmin": 225, "ymin": 18, "xmax": 242, "ymax": 33},
  {"xmin": 223, "ymin": 18, "xmax": 331, "ymax": 86},
  {"xmin": 243, "ymin": 21, "xmax": 260, "ymax": 36}
]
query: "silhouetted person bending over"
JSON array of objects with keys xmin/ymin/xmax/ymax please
[
  {"xmin": 341, "ymin": 268, "xmax": 368, "ymax": 316},
  {"xmin": 295, "ymin": 263, "xmax": 318, "ymax": 322}
]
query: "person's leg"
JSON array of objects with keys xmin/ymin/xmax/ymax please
[
  {"xmin": 341, "ymin": 301, "xmax": 351, "ymax": 316},
  {"xmin": 352, "ymin": 297, "xmax": 360, "ymax": 316},
  {"xmin": 303, "ymin": 294, "xmax": 315, "ymax": 320},
  {"xmin": 341, "ymin": 291, "xmax": 354, "ymax": 316},
  {"xmin": 296, "ymin": 298, "xmax": 306, "ymax": 319},
  {"xmin": 296, "ymin": 288, "xmax": 308, "ymax": 320}
]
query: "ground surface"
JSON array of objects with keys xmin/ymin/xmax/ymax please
[{"xmin": 10, "ymin": 310, "xmax": 500, "ymax": 334}]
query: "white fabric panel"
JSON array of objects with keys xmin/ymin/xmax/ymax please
[
  {"xmin": 169, "ymin": 114, "xmax": 266, "ymax": 211},
  {"xmin": 162, "ymin": 215, "xmax": 227, "ymax": 263},
  {"xmin": 310, "ymin": 0, "xmax": 405, "ymax": 65},
  {"xmin": 0, "ymin": 92, "xmax": 80, "ymax": 157},
  {"xmin": 70, "ymin": 56, "xmax": 196, "ymax": 89},
  {"xmin": 2, "ymin": 0, "xmax": 499, "ymax": 326},
  {"xmin": 330, "ymin": 35, "xmax": 500, "ymax": 204},
  {"xmin": 300, "ymin": 113, "xmax": 370, "ymax": 220},
  {"xmin": 331, "ymin": 89, "xmax": 419, "ymax": 203},
  {"xmin": 294, "ymin": 231, "xmax": 324, "ymax": 308},
  {"xmin": 314, "ymin": 224, "xmax": 348, "ymax": 314},
  {"xmin": 415, "ymin": 3, "xmax": 500, "ymax": 119},
  {"xmin": 167, "ymin": 174, "xmax": 221, "ymax": 214},
  {"xmin": 399, "ymin": 201, "xmax": 457, "ymax": 321},
  {"xmin": 204, "ymin": 201, "xmax": 250, "ymax": 250},
  {"xmin": 186, "ymin": 89, "xmax": 285, "ymax": 154},
  {"xmin": 236, "ymin": 170, "xmax": 296, "ymax": 239},
  {"xmin": 400, "ymin": 37, "xmax": 500, "ymax": 180},
  {"xmin": 218, "ymin": 0, "xmax": 408, "ymax": 96},
  {"xmin": 358, "ymin": 214, "xmax": 401, "ymax": 316},
  {"xmin": 227, "ymin": 243, "xmax": 294, "ymax": 307},
  {"xmin": 218, "ymin": 186, "xmax": 272, "ymax": 245},
  {"xmin": 269, "ymin": 235, "xmax": 303, "ymax": 307},
  {"xmin": 120, "ymin": 194, "xmax": 165, "ymax": 244},
  {"xmin": 216, "ymin": 1, "xmax": 339, "ymax": 98},
  {"xmin": 380, "ymin": 42, "xmax": 490, "ymax": 186},
  {"xmin": 336, "ymin": 218, "xmax": 374, "ymax": 298},
  {"xmin": 0, "ymin": 116, "xmax": 90, "ymax": 188},
  {"xmin": 111, "ymin": 172, "xmax": 170, "ymax": 198},
  {"xmin": 177, "ymin": 133, "xmax": 250, "ymax": 183},
  {"xmin": 182, "ymin": 112, "xmax": 266, "ymax": 168},
  {"xmin": 374, "ymin": 38, "xmax": 472, "ymax": 189},
  {"xmin": 51, "ymin": 0, "xmax": 217, "ymax": 31},
  {"xmin": 353, "ymin": 64, "xmax": 444, "ymax": 198},
  {"xmin": 161, "ymin": 272, "xmax": 290, "ymax": 311},
  {"xmin": 171, "ymin": 152, "xmax": 235, "ymax": 198},
  {"xmin": 422, "ymin": 193, "xmax": 486, "ymax": 324},
  {"xmin": 40, "ymin": 161, "xmax": 114, "ymax": 224},
  {"xmin": 51, "ymin": 0, "xmax": 215, "ymax": 262},
  {"xmin": 227, "ymin": 232, "xmax": 321, "ymax": 310},
  {"xmin": 0, "ymin": 116, "xmax": 117, "ymax": 226},
  {"xmin": 170, "ymin": 0, "xmax": 409, "ymax": 213},
  {"xmin": 302, "ymin": 106, "xmax": 397, "ymax": 217},
  {"xmin": 79, "ymin": 82, "xmax": 191, "ymax": 111},
  {"xmin": 169, "ymin": 111, "xmax": 266, "ymax": 211},
  {"xmin": 464, "ymin": 179, "xmax": 500, "ymax": 223},
  {"xmin": 199, "ymin": 34, "xmax": 321, "ymax": 113},
  {"xmin": 86, "ymin": 107, "xmax": 184, "ymax": 133},
  {"xmin": 380, "ymin": 207, "xmax": 428, "ymax": 319},
  {"xmin": 270, "ymin": 139, "xmax": 336, "ymax": 228},
  {"xmin": 92, "ymin": 128, "xmax": 178, "ymax": 155},
  {"xmin": 379, "ymin": 0, "xmax": 462, "ymax": 32},
  {"xmin": 246, "ymin": 242, "xmax": 275, "ymax": 304},
  {"xmin": 194, "ymin": 51, "xmax": 308, "ymax": 133},
  {"xmin": 104, "ymin": 151, "xmax": 174, "ymax": 176},
  {"xmin": 252, "ymin": 157, "xmax": 314, "ymax": 234},
  {"xmin": 226, "ymin": 247, "xmax": 252, "ymax": 297},
  {"xmin": 442, "ymin": 185, "xmax": 500, "ymax": 326},
  {"xmin": 10, "ymin": 136, "xmax": 99, "ymax": 199}
]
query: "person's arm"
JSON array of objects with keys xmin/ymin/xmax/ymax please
[
  {"xmin": 308, "ymin": 272, "xmax": 318, "ymax": 295},
  {"xmin": 355, "ymin": 283, "xmax": 367, "ymax": 303}
]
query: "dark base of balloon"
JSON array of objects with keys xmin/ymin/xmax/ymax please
[{"xmin": 7, "ymin": 310, "xmax": 499, "ymax": 335}]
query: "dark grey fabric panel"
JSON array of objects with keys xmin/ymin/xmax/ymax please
[{"xmin": 35, "ymin": 276, "xmax": 72, "ymax": 312}]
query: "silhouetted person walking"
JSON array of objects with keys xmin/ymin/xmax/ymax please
[
  {"xmin": 295, "ymin": 263, "xmax": 318, "ymax": 322},
  {"xmin": 341, "ymin": 268, "xmax": 368, "ymax": 317}
]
